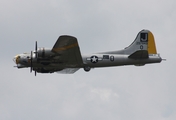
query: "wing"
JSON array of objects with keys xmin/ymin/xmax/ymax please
[
  {"xmin": 52, "ymin": 35, "xmax": 83, "ymax": 67},
  {"xmin": 56, "ymin": 68, "xmax": 80, "ymax": 74}
]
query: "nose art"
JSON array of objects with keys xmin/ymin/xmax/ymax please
[{"xmin": 13, "ymin": 55, "xmax": 20, "ymax": 64}]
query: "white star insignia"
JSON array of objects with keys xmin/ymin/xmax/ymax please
[{"xmin": 90, "ymin": 56, "xmax": 98, "ymax": 63}]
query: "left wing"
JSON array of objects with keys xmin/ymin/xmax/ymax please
[{"xmin": 52, "ymin": 35, "xmax": 83, "ymax": 68}]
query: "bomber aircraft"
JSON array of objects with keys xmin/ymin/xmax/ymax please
[{"xmin": 13, "ymin": 30, "xmax": 162, "ymax": 76}]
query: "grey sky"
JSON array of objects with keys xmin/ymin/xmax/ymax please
[{"xmin": 0, "ymin": 0, "xmax": 176, "ymax": 120}]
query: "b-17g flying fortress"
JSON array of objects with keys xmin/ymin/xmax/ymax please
[{"xmin": 13, "ymin": 29, "xmax": 162, "ymax": 76}]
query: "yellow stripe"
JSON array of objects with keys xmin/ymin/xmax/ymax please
[
  {"xmin": 148, "ymin": 32, "xmax": 157, "ymax": 54},
  {"xmin": 16, "ymin": 56, "xmax": 20, "ymax": 64},
  {"xmin": 53, "ymin": 43, "xmax": 78, "ymax": 52}
]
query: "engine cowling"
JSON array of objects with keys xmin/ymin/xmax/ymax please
[{"xmin": 37, "ymin": 48, "xmax": 54, "ymax": 58}]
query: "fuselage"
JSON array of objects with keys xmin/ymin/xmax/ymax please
[{"xmin": 13, "ymin": 52, "xmax": 162, "ymax": 69}]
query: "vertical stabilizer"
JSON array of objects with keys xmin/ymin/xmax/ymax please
[{"xmin": 124, "ymin": 30, "xmax": 157, "ymax": 55}]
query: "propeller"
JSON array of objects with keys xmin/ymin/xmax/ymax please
[{"xmin": 30, "ymin": 41, "xmax": 38, "ymax": 76}]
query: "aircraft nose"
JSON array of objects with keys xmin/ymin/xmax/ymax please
[{"xmin": 13, "ymin": 55, "xmax": 20, "ymax": 64}]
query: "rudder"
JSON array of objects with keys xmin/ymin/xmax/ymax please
[{"xmin": 148, "ymin": 31, "xmax": 157, "ymax": 54}]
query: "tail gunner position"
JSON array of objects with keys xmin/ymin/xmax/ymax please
[{"xmin": 13, "ymin": 30, "xmax": 162, "ymax": 76}]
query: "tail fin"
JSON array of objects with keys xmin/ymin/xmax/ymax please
[{"xmin": 125, "ymin": 30, "xmax": 158, "ymax": 59}]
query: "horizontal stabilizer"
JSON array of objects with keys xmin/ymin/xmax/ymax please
[{"xmin": 128, "ymin": 50, "xmax": 148, "ymax": 59}]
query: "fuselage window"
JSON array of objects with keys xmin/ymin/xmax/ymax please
[{"xmin": 103, "ymin": 55, "xmax": 109, "ymax": 59}]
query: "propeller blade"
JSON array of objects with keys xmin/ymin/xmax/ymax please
[
  {"xmin": 35, "ymin": 71, "xmax": 37, "ymax": 76},
  {"xmin": 35, "ymin": 41, "xmax": 38, "ymax": 59},
  {"xmin": 35, "ymin": 41, "xmax": 37, "ymax": 51},
  {"xmin": 30, "ymin": 51, "xmax": 33, "ymax": 73}
]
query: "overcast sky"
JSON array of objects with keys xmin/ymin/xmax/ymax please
[{"xmin": 0, "ymin": 0, "xmax": 176, "ymax": 120}]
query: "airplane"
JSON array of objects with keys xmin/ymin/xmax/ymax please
[{"xmin": 13, "ymin": 29, "xmax": 162, "ymax": 76}]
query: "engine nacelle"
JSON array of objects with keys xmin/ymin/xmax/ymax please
[{"xmin": 37, "ymin": 48, "xmax": 54, "ymax": 58}]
